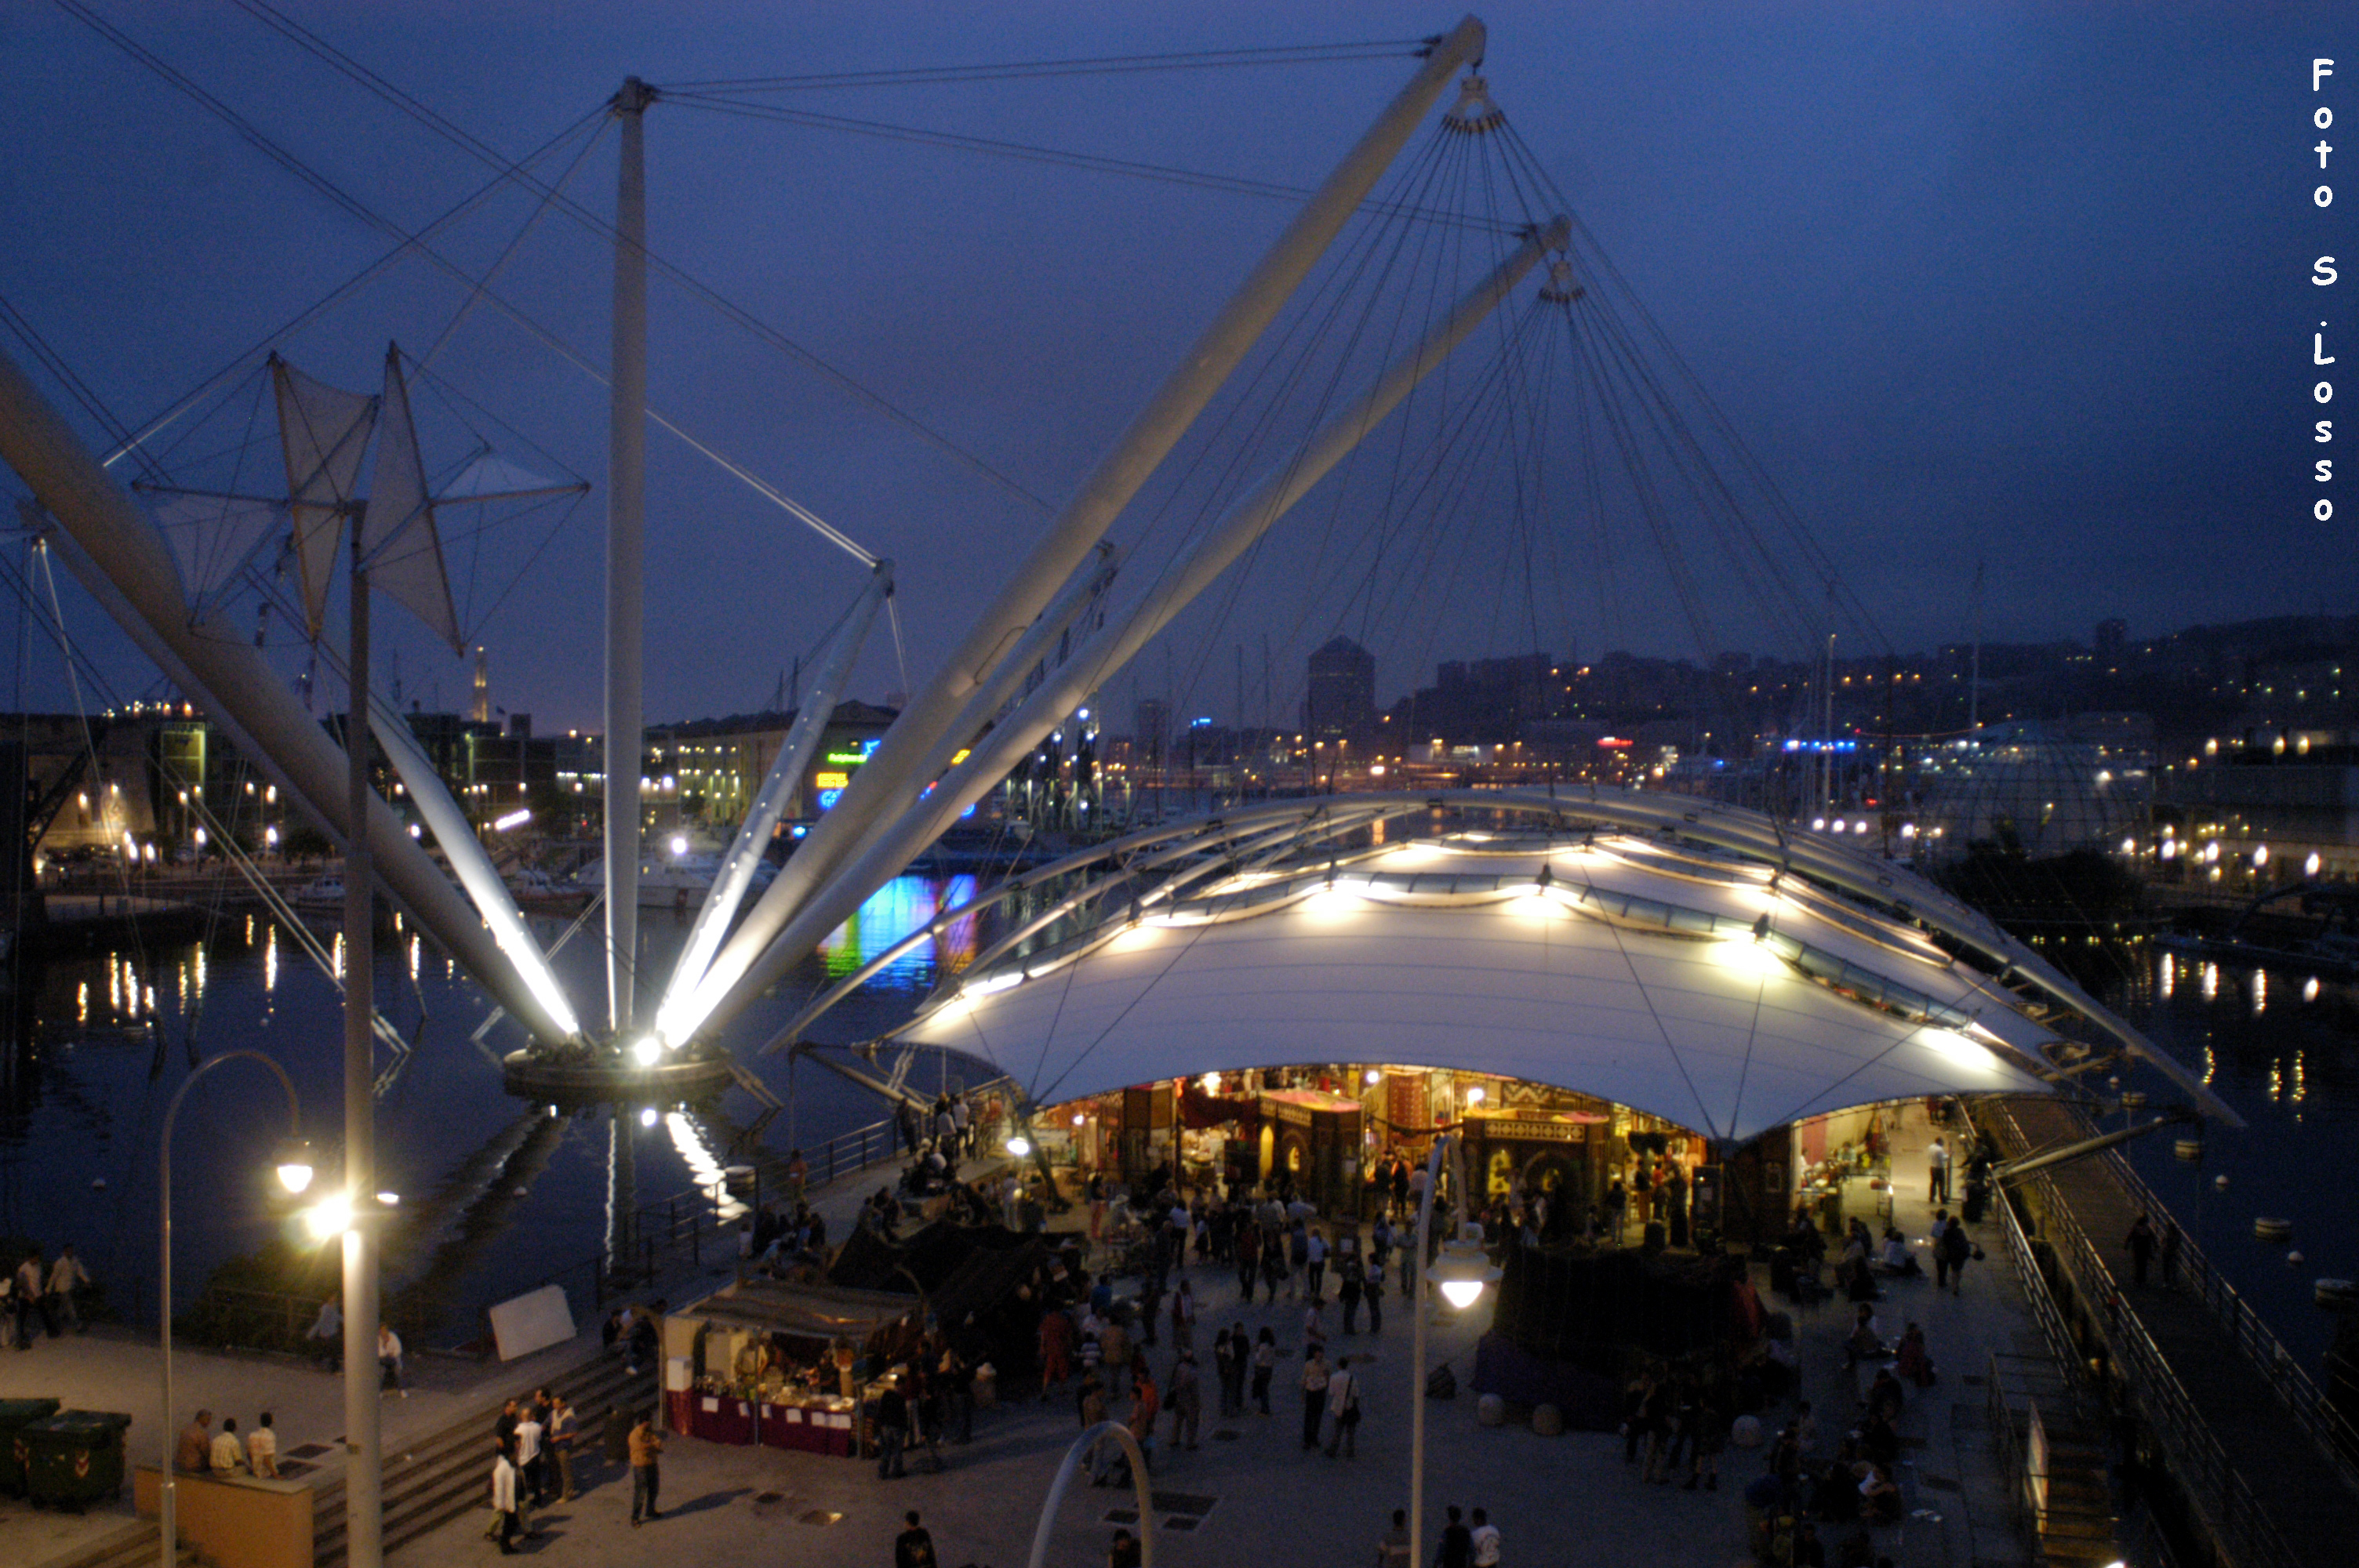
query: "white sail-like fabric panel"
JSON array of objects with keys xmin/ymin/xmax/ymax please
[
  {"xmin": 151, "ymin": 492, "xmax": 284, "ymax": 616},
  {"xmin": 362, "ymin": 352, "xmax": 462, "ymax": 653},
  {"xmin": 897, "ymin": 838, "xmax": 2055, "ymax": 1145},
  {"xmin": 271, "ymin": 358, "xmax": 376, "ymax": 638},
  {"xmin": 440, "ymin": 451, "xmax": 564, "ymax": 501}
]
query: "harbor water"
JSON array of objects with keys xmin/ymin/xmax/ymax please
[{"xmin": 0, "ymin": 873, "xmax": 994, "ymax": 1338}]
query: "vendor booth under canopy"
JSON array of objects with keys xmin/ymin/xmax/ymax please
[{"xmin": 884, "ymin": 807, "xmax": 2234, "ymax": 1144}]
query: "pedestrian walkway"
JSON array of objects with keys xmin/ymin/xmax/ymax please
[
  {"xmin": 1991, "ymin": 1095, "xmax": 2359, "ymax": 1568},
  {"xmin": 369, "ymin": 1103, "xmax": 2070, "ymax": 1568}
]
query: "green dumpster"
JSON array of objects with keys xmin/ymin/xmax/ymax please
[
  {"xmin": 0, "ymin": 1397, "xmax": 63, "ymax": 1497},
  {"xmin": 22, "ymin": 1410, "xmax": 133, "ymax": 1512}
]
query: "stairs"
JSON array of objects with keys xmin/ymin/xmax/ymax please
[
  {"xmin": 309, "ymin": 1350, "xmax": 654, "ymax": 1568},
  {"xmin": 42, "ymin": 1522, "xmax": 218, "ymax": 1568},
  {"xmin": 1986, "ymin": 1352, "xmax": 2119, "ymax": 1568}
]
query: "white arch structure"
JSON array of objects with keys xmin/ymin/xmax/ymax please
[{"xmin": 800, "ymin": 790, "xmax": 2234, "ymax": 1139}]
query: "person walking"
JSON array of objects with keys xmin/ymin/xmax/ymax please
[
  {"xmin": 2126, "ymin": 1215, "xmax": 2157, "ymax": 1286},
  {"xmin": 1168, "ymin": 1350, "xmax": 1202, "ymax": 1450},
  {"xmin": 1930, "ymin": 1209, "xmax": 1955, "ymax": 1290},
  {"xmin": 1126, "ymin": 1367, "xmax": 1161, "ymax": 1479},
  {"xmin": 2160, "ymin": 1218, "xmax": 2183, "ymax": 1287},
  {"xmin": 1469, "ymin": 1508, "xmax": 1501, "ymax": 1567},
  {"xmin": 1299, "ymin": 1345, "xmax": 1330, "ymax": 1450},
  {"xmin": 45, "ymin": 1245, "xmax": 90, "ymax": 1334},
  {"xmin": 378, "ymin": 1323, "xmax": 405, "ymax": 1395},
  {"xmin": 1305, "ymin": 1229, "xmax": 1329, "ymax": 1301},
  {"xmin": 1252, "ymin": 1327, "xmax": 1277, "ymax": 1416},
  {"xmin": 1927, "ymin": 1136, "xmax": 1950, "ymax": 1204},
  {"xmin": 1376, "ymin": 1508, "xmax": 1412, "ymax": 1568},
  {"xmin": 627, "ymin": 1409, "xmax": 663, "ymax": 1523},
  {"xmin": 1939, "ymin": 1215, "xmax": 1972, "ymax": 1297},
  {"xmin": 1323, "ymin": 1355, "xmax": 1360, "ymax": 1457},
  {"xmin": 875, "ymin": 1377, "xmax": 911, "ymax": 1479},
  {"xmin": 1170, "ymin": 1279, "xmax": 1196, "ymax": 1353},
  {"xmin": 489, "ymin": 1438, "xmax": 522, "ymax": 1555},
  {"xmin": 1434, "ymin": 1504, "xmax": 1474, "ymax": 1568},
  {"xmin": 13, "ymin": 1248, "xmax": 45, "ymax": 1347},
  {"xmin": 1365, "ymin": 1263, "xmax": 1385, "ymax": 1334},
  {"xmin": 895, "ymin": 1510, "xmax": 939, "ymax": 1568},
  {"xmin": 1339, "ymin": 1254, "xmax": 1365, "ymax": 1333},
  {"xmin": 1235, "ymin": 1218, "xmax": 1260, "ymax": 1302}
]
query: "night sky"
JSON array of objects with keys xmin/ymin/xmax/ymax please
[{"xmin": 0, "ymin": 2, "xmax": 2345, "ymax": 732}]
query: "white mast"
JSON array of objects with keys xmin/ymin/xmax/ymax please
[
  {"xmin": 675, "ymin": 16, "xmax": 1490, "ymax": 1045},
  {"xmin": 725, "ymin": 216, "xmax": 1570, "ymax": 1047},
  {"xmin": 604, "ymin": 78, "xmax": 652, "ymax": 1038}
]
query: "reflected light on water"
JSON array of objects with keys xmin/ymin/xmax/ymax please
[
  {"xmin": 2158, "ymin": 952, "xmax": 2175, "ymax": 999},
  {"xmin": 663, "ymin": 1112, "xmax": 748, "ymax": 1221},
  {"xmin": 2251, "ymin": 970, "xmax": 2267, "ymax": 1017},
  {"xmin": 818, "ymin": 875, "xmax": 979, "ymax": 986},
  {"xmin": 265, "ymin": 924, "xmax": 279, "ymax": 994},
  {"xmin": 2201, "ymin": 963, "xmax": 2219, "ymax": 1001}
]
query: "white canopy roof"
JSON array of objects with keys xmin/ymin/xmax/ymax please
[{"xmin": 896, "ymin": 832, "xmax": 2058, "ymax": 1145}]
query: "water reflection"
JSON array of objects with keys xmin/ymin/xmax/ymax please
[{"xmin": 818, "ymin": 874, "xmax": 980, "ymax": 986}]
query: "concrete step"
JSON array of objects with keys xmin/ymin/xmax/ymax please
[{"xmin": 310, "ymin": 1352, "xmax": 654, "ymax": 1568}]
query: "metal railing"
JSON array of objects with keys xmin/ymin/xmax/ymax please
[
  {"xmin": 186, "ymin": 1079, "xmax": 1023, "ymax": 1348},
  {"xmin": 1985, "ymin": 1102, "xmax": 2303, "ymax": 1568},
  {"xmin": 2096, "ymin": 1141, "xmax": 2359, "ymax": 1489}
]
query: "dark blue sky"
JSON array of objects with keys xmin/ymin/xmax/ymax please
[{"xmin": 0, "ymin": 2, "xmax": 2344, "ymax": 730}]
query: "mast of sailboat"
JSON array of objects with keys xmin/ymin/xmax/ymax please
[
  {"xmin": 1968, "ymin": 557, "xmax": 1984, "ymax": 736},
  {"xmin": 605, "ymin": 78, "xmax": 653, "ymax": 1039}
]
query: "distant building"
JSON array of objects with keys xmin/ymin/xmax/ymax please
[
  {"xmin": 652, "ymin": 699, "xmax": 899, "ymax": 829},
  {"xmin": 1306, "ymin": 636, "xmax": 1376, "ymax": 744}
]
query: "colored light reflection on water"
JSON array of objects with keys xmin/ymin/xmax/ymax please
[{"xmin": 819, "ymin": 874, "xmax": 980, "ymax": 984}]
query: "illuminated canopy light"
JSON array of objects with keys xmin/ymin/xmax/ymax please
[
  {"xmin": 1005, "ymin": 1134, "xmax": 1034, "ymax": 1157},
  {"xmin": 629, "ymin": 1036, "xmax": 663, "ymax": 1066},
  {"xmin": 892, "ymin": 827, "xmax": 2218, "ymax": 1141}
]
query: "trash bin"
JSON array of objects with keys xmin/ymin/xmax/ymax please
[
  {"xmin": 22, "ymin": 1410, "xmax": 133, "ymax": 1512},
  {"xmin": 0, "ymin": 1398, "xmax": 63, "ymax": 1497}
]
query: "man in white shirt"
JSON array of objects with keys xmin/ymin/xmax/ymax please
[
  {"xmin": 46, "ymin": 1245, "xmax": 91, "ymax": 1334},
  {"xmin": 209, "ymin": 1417, "xmax": 247, "ymax": 1476},
  {"xmin": 378, "ymin": 1323, "xmax": 405, "ymax": 1395},
  {"xmin": 1321, "ymin": 1355, "xmax": 1359, "ymax": 1457},
  {"xmin": 1927, "ymin": 1137, "xmax": 1951, "ymax": 1203},
  {"xmin": 1470, "ymin": 1507, "xmax": 1502, "ymax": 1566},
  {"xmin": 246, "ymin": 1412, "xmax": 279, "ymax": 1479},
  {"xmin": 511, "ymin": 1408, "xmax": 543, "ymax": 1537}
]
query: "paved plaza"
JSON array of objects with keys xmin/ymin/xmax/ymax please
[{"xmin": 3, "ymin": 1102, "xmax": 2050, "ymax": 1568}]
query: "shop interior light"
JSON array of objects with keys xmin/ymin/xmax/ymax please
[{"xmin": 1006, "ymin": 1135, "xmax": 1034, "ymax": 1158}]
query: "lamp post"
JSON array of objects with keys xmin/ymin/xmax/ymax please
[
  {"xmin": 1407, "ymin": 1131, "xmax": 1501, "ymax": 1567},
  {"xmin": 160, "ymin": 1051, "xmax": 311, "ymax": 1568}
]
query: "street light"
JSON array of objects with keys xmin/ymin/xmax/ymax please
[
  {"xmin": 160, "ymin": 1051, "xmax": 307, "ymax": 1568},
  {"xmin": 1407, "ymin": 1132, "xmax": 1501, "ymax": 1567}
]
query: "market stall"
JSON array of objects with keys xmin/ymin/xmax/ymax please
[{"xmin": 661, "ymin": 1280, "xmax": 918, "ymax": 1454}]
